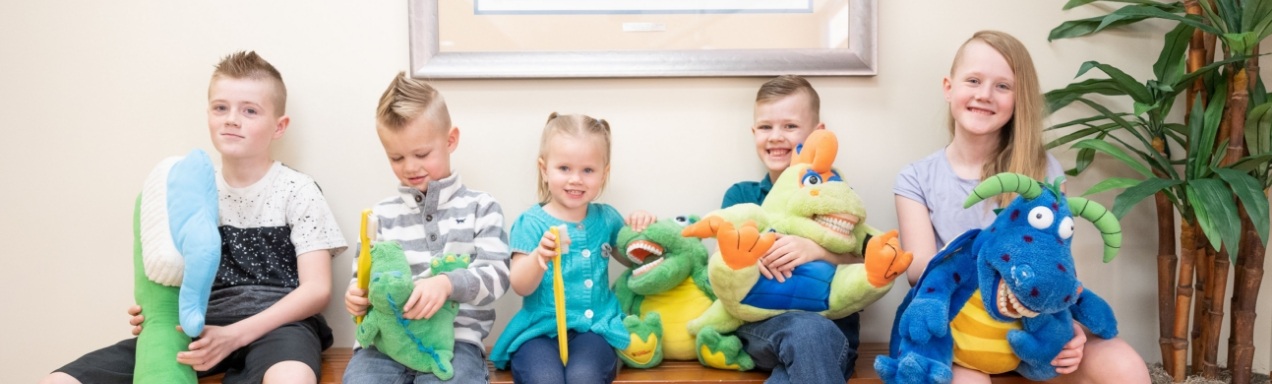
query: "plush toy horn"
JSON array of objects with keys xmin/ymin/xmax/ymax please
[
  {"xmin": 962, "ymin": 172, "xmax": 1042, "ymax": 208},
  {"xmin": 1068, "ymin": 197, "xmax": 1122, "ymax": 263}
]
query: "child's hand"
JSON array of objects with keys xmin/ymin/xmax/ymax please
[
  {"xmin": 128, "ymin": 305, "xmax": 144, "ymax": 336},
  {"xmin": 403, "ymin": 275, "xmax": 453, "ymax": 320},
  {"xmin": 344, "ymin": 283, "xmax": 369, "ymax": 317},
  {"xmin": 1052, "ymin": 321, "xmax": 1086, "ymax": 374},
  {"xmin": 625, "ymin": 210, "xmax": 657, "ymax": 232},
  {"xmin": 758, "ymin": 234, "xmax": 819, "ymax": 282},
  {"xmin": 176, "ymin": 324, "xmax": 244, "ymax": 372},
  {"xmin": 533, "ymin": 227, "xmax": 570, "ymax": 270}
]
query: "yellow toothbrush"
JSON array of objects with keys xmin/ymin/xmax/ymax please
[
  {"xmin": 355, "ymin": 209, "xmax": 373, "ymax": 325},
  {"xmin": 550, "ymin": 225, "xmax": 568, "ymax": 365}
]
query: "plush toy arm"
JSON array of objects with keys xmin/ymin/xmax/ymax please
[
  {"xmin": 863, "ymin": 230, "xmax": 913, "ymax": 288},
  {"xmin": 1071, "ymin": 288, "xmax": 1118, "ymax": 339},
  {"xmin": 898, "ymin": 296, "xmax": 952, "ymax": 344},
  {"xmin": 613, "ymin": 272, "xmax": 642, "ymax": 315},
  {"xmin": 1010, "ymin": 311, "xmax": 1074, "ymax": 381},
  {"xmin": 169, "ymin": 150, "xmax": 220, "ymax": 338}
]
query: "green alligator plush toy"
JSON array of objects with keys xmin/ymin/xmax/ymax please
[
  {"xmin": 683, "ymin": 130, "xmax": 913, "ymax": 354},
  {"xmin": 356, "ymin": 242, "xmax": 469, "ymax": 380},
  {"xmin": 612, "ymin": 216, "xmax": 753, "ymax": 371},
  {"xmin": 134, "ymin": 149, "xmax": 220, "ymax": 384}
]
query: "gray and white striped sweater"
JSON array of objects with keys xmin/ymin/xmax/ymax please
[{"xmin": 354, "ymin": 172, "xmax": 511, "ymax": 349}]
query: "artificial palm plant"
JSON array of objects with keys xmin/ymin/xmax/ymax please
[{"xmin": 1046, "ymin": 1, "xmax": 1272, "ymax": 383}]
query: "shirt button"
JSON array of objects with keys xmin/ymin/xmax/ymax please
[
  {"xmin": 426, "ymin": 214, "xmax": 433, "ymax": 221},
  {"xmin": 584, "ymin": 279, "xmax": 593, "ymax": 288},
  {"xmin": 582, "ymin": 250, "xmax": 591, "ymax": 258},
  {"xmin": 576, "ymin": 224, "xmax": 584, "ymax": 231},
  {"xmin": 414, "ymin": 195, "xmax": 423, "ymax": 203},
  {"xmin": 429, "ymin": 234, "xmax": 437, "ymax": 241},
  {"xmin": 584, "ymin": 309, "xmax": 594, "ymax": 319}
]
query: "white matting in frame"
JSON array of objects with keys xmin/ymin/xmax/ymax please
[
  {"xmin": 409, "ymin": 0, "xmax": 876, "ymax": 78},
  {"xmin": 474, "ymin": 0, "xmax": 812, "ymax": 14}
]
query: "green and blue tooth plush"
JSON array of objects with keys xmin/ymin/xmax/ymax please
[
  {"xmin": 680, "ymin": 130, "xmax": 913, "ymax": 370},
  {"xmin": 356, "ymin": 241, "xmax": 468, "ymax": 381},
  {"xmin": 134, "ymin": 149, "xmax": 221, "ymax": 384},
  {"xmin": 875, "ymin": 173, "xmax": 1122, "ymax": 384}
]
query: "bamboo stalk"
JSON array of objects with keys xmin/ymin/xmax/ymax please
[
  {"xmin": 1228, "ymin": 200, "xmax": 1266, "ymax": 384},
  {"xmin": 1201, "ymin": 243, "xmax": 1229, "ymax": 379},
  {"xmin": 1172, "ymin": 220, "xmax": 1200, "ymax": 380},
  {"xmin": 1152, "ymin": 137, "xmax": 1180, "ymax": 373},
  {"xmin": 1185, "ymin": 0, "xmax": 1207, "ymax": 125},
  {"xmin": 1227, "ymin": 45, "xmax": 1264, "ymax": 384},
  {"xmin": 1190, "ymin": 234, "xmax": 1213, "ymax": 375},
  {"xmin": 1175, "ymin": 3, "xmax": 1207, "ymax": 378}
]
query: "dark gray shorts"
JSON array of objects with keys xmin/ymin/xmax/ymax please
[{"xmin": 56, "ymin": 316, "xmax": 332, "ymax": 384}]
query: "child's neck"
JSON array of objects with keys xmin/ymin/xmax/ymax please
[
  {"xmin": 947, "ymin": 133, "xmax": 1000, "ymax": 180},
  {"xmin": 542, "ymin": 200, "xmax": 588, "ymax": 223},
  {"xmin": 220, "ymin": 156, "xmax": 275, "ymax": 188}
]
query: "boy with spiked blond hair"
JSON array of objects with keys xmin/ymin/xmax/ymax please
[
  {"xmin": 342, "ymin": 72, "xmax": 511, "ymax": 384},
  {"xmin": 42, "ymin": 51, "xmax": 348, "ymax": 384}
]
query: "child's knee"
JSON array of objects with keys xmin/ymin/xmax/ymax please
[
  {"xmin": 38, "ymin": 372, "xmax": 82, "ymax": 384},
  {"xmin": 262, "ymin": 360, "xmax": 316, "ymax": 384}
]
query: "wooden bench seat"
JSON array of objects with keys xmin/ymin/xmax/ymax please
[{"xmin": 198, "ymin": 343, "xmax": 1039, "ymax": 383}]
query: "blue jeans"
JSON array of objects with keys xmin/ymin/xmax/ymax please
[
  {"xmin": 343, "ymin": 342, "xmax": 489, "ymax": 384},
  {"xmin": 734, "ymin": 311, "xmax": 859, "ymax": 384},
  {"xmin": 510, "ymin": 331, "xmax": 619, "ymax": 384}
]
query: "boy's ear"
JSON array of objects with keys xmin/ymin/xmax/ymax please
[
  {"xmin": 446, "ymin": 126, "xmax": 460, "ymax": 153},
  {"xmin": 272, "ymin": 115, "xmax": 290, "ymax": 139},
  {"xmin": 815, "ymin": 122, "xmax": 826, "ymax": 131}
]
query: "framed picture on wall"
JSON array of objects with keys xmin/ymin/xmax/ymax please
[{"xmin": 408, "ymin": 0, "xmax": 877, "ymax": 78}]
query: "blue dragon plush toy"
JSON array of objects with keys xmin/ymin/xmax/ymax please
[{"xmin": 875, "ymin": 173, "xmax": 1122, "ymax": 383}]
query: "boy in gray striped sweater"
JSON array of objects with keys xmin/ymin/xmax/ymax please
[{"xmin": 343, "ymin": 72, "xmax": 511, "ymax": 384}]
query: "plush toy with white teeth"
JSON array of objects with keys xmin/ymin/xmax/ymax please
[
  {"xmin": 681, "ymin": 130, "xmax": 913, "ymax": 365},
  {"xmin": 134, "ymin": 149, "xmax": 220, "ymax": 384},
  {"xmin": 874, "ymin": 173, "xmax": 1121, "ymax": 384},
  {"xmin": 612, "ymin": 215, "xmax": 755, "ymax": 371}
]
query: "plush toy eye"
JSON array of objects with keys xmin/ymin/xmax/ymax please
[
  {"xmin": 801, "ymin": 170, "xmax": 823, "ymax": 186},
  {"xmin": 674, "ymin": 215, "xmax": 691, "ymax": 226},
  {"xmin": 1028, "ymin": 206, "xmax": 1054, "ymax": 230},
  {"xmin": 1058, "ymin": 217, "xmax": 1074, "ymax": 239}
]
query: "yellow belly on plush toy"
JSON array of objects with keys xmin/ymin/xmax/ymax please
[
  {"xmin": 639, "ymin": 278, "xmax": 714, "ymax": 360},
  {"xmin": 951, "ymin": 289, "xmax": 1022, "ymax": 374}
]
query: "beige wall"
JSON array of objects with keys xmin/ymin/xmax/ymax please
[{"xmin": 2, "ymin": 1, "xmax": 1269, "ymax": 381}]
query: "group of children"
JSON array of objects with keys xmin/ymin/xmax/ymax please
[{"xmin": 41, "ymin": 30, "xmax": 1150, "ymax": 384}]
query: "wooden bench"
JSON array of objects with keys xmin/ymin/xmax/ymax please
[{"xmin": 197, "ymin": 343, "xmax": 1039, "ymax": 383}]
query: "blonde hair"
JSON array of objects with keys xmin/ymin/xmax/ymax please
[
  {"xmin": 375, "ymin": 71, "xmax": 451, "ymax": 133},
  {"xmin": 949, "ymin": 30, "xmax": 1049, "ymax": 206},
  {"xmin": 756, "ymin": 75, "xmax": 821, "ymax": 123},
  {"xmin": 212, "ymin": 51, "xmax": 287, "ymax": 115},
  {"xmin": 536, "ymin": 113, "xmax": 613, "ymax": 204}
]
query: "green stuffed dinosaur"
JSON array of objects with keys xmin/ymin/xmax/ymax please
[
  {"xmin": 133, "ymin": 149, "xmax": 221, "ymax": 384},
  {"xmin": 612, "ymin": 216, "xmax": 753, "ymax": 371},
  {"xmin": 683, "ymin": 130, "xmax": 913, "ymax": 349},
  {"xmin": 356, "ymin": 242, "xmax": 469, "ymax": 380}
]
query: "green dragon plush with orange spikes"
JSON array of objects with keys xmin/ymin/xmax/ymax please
[{"xmin": 681, "ymin": 129, "xmax": 913, "ymax": 367}]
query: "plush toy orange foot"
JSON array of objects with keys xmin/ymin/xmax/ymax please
[
  {"xmin": 716, "ymin": 220, "xmax": 775, "ymax": 270},
  {"xmin": 865, "ymin": 230, "xmax": 913, "ymax": 287}
]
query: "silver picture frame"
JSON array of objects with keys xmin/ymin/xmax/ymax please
[{"xmin": 408, "ymin": 0, "xmax": 877, "ymax": 79}]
